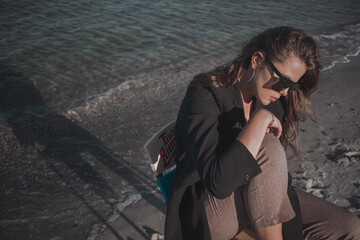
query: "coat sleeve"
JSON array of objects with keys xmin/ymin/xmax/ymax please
[{"xmin": 183, "ymin": 86, "xmax": 262, "ymax": 199}]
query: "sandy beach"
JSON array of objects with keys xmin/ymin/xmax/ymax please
[
  {"xmin": 94, "ymin": 55, "xmax": 360, "ymax": 239},
  {"xmin": 1, "ymin": 54, "xmax": 359, "ymax": 240}
]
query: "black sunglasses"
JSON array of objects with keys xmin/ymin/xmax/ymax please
[{"xmin": 265, "ymin": 57, "xmax": 300, "ymax": 92}]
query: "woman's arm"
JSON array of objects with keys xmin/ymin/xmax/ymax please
[
  {"xmin": 181, "ymin": 86, "xmax": 262, "ymax": 199},
  {"xmin": 237, "ymin": 109, "xmax": 282, "ymax": 158}
]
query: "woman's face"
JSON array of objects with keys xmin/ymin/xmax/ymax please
[{"xmin": 253, "ymin": 55, "xmax": 307, "ymax": 105}]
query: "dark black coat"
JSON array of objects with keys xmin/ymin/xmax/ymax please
[{"xmin": 165, "ymin": 80, "xmax": 303, "ymax": 240}]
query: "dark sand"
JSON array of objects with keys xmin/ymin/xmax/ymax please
[{"xmin": 1, "ymin": 55, "xmax": 359, "ymax": 240}]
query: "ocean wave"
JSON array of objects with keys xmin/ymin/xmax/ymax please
[
  {"xmin": 316, "ymin": 22, "xmax": 360, "ymax": 71},
  {"xmin": 63, "ymin": 21, "xmax": 360, "ymax": 119},
  {"xmin": 322, "ymin": 48, "xmax": 360, "ymax": 71},
  {"xmin": 66, "ymin": 78, "xmax": 147, "ymax": 119}
]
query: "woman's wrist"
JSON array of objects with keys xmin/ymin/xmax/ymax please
[
  {"xmin": 254, "ymin": 108, "xmax": 275, "ymax": 127},
  {"xmin": 237, "ymin": 108, "xmax": 276, "ymax": 158},
  {"xmin": 261, "ymin": 108, "xmax": 275, "ymax": 127}
]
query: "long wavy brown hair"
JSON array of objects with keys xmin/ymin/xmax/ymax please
[{"xmin": 192, "ymin": 26, "xmax": 321, "ymax": 154}]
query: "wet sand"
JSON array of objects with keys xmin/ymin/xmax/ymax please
[{"xmin": 1, "ymin": 55, "xmax": 359, "ymax": 240}]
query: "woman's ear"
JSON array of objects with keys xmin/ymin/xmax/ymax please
[{"xmin": 251, "ymin": 51, "xmax": 265, "ymax": 70}]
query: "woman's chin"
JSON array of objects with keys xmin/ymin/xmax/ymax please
[{"xmin": 259, "ymin": 98, "xmax": 271, "ymax": 106}]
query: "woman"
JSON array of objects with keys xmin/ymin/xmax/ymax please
[{"xmin": 165, "ymin": 26, "xmax": 360, "ymax": 240}]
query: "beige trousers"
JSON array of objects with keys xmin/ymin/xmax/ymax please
[{"xmin": 204, "ymin": 133, "xmax": 360, "ymax": 240}]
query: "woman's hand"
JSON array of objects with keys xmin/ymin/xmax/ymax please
[
  {"xmin": 237, "ymin": 108, "xmax": 282, "ymax": 158},
  {"xmin": 261, "ymin": 109, "xmax": 282, "ymax": 138}
]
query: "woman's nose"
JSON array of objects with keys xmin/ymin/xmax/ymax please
[{"xmin": 279, "ymin": 88, "xmax": 289, "ymax": 96}]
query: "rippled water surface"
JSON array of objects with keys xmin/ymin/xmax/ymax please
[{"xmin": 1, "ymin": 0, "xmax": 360, "ymax": 110}]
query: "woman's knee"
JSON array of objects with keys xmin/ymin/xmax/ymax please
[
  {"xmin": 256, "ymin": 133, "xmax": 288, "ymax": 173},
  {"xmin": 247, "ymin": 133, "xmax": 289, "ymax": 194}
]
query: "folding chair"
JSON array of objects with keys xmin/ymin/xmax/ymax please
[
  {"xmin": 144, "ymin": 121, "xmax": 177, "ymax": 202},
  {"xmin": 144, "ymin": 121, "xmax": 256, "ymax": 239}
]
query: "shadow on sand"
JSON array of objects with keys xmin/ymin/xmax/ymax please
[{"xmin": 0, "ymin": 66, "xmax": 165, "ymax": 239}]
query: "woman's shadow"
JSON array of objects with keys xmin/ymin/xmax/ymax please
[
  {"xmin": 0, "ymin": 67, "xmax": 115, "ymax": 196},
  {"xmin": 0, "ymin": 66, "xmax": 165, "ymax": 239}
]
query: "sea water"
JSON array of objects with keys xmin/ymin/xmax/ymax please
[{"xmin": 1, "ymin": 0, "xmax": 359, "ymax": 112}]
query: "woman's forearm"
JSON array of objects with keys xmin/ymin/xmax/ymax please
[{"xmin": 236, "ymin": 109, "xmax": 274, "ymax": 158}]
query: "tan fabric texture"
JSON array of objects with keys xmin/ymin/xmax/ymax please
[
  {"xmin": 204, "ymin": 133, "xmax": 295, "ymax": 239},
  {"xmin": 297, "ymin": 189, "xmax": 360, "ymax": 240},
  {"xmin": 204, "ymin": 133, "xmax": 360, "ymax": 239}
]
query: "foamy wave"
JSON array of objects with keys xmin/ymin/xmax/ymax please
[
  {"xmin": 65, "ymin": 22, "xmax": 360, "ymax": 120},
  {"xmin": 64, "ymin": 54, "xmax": 212, "ymax": 118},
  {"xmin": 65, "ymin": 78, "xmax": 147, "ymax": 119},
  {"xmin": 319, "ymin": 32, "xmax": 345, "ymax": 40},
  {"xmin": 316, "ymin": 22, "xmax": 360, "ymax": 71},
  {"xmin": 322, "ymin": 48, "xmax": 360, "ymax": 71},
  {"xmin": 117, "ymin": 79, "xmax": 147, "ymax": 91}
]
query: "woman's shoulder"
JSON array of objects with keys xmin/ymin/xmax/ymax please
[
  {"xmin": 179, "ymin": 75, "xmax": 236, "ymax": 116},
  {"xmin": 189, "ymin": 72, "xmax": 233, "ymax": 96},
  {"xmin": 189, "ymin": 73, "xmax": 214, "ymax": 89}
]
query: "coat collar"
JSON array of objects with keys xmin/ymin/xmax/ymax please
[
  {"xmin": 232, "ymin": 80, "xmax": 243, "ymax": 109},
  {"xmin": 232, "ymin": 80, "xmax": 264, "ymax": 111}
]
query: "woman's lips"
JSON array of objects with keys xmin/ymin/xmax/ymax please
[{"xmin": 270, "ymin": 96, "xmax": 278, "ymax": 102}]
